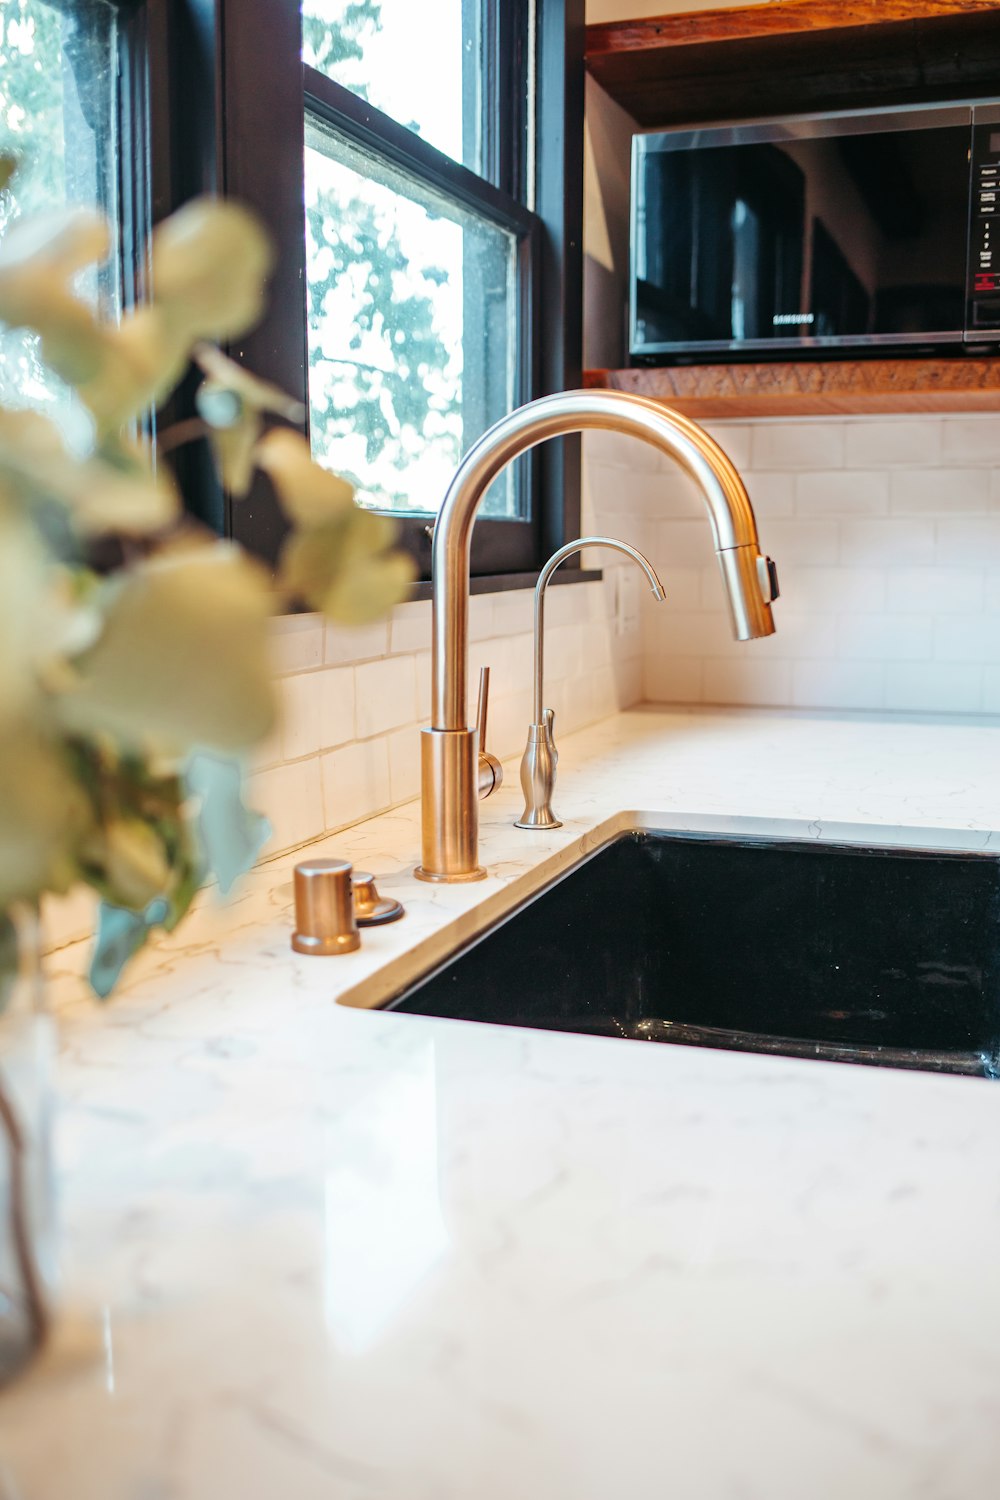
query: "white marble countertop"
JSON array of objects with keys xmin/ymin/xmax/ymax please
[{"xmin": 4, "ymin": 705, "xmax": 1000, "ymax": 1499}]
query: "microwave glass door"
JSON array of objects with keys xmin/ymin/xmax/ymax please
[{"xmin": 631, "ymin": 108, "xmax": 975, "ymax": 359}]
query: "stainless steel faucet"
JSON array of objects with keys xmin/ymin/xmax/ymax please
[
  {"xmin": 515, "ymin": 537, "xmax": 666, "ymax": 831},
  {"xmin": 414, "ymin": 388, "xmax": 779, "ymax": 885}
]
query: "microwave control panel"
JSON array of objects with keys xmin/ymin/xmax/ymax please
[{"xmin": 968, "ymin": 118, "xmax": 1000, "ymax": 335}]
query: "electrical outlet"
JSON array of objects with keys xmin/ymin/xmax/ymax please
[{"xmin": 615, "ymin": 570, "xmax": 640, "ymax": 637}]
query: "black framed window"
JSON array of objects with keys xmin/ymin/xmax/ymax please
[
  {"xmin": 301, "ymin": 31, "xmax": 541, "ymax": 577},
  {"xmin": 221, "ymin": 0, "xmax": 584, "ymax": 593}
]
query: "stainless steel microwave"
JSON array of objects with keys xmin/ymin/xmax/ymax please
[{"xmin": 630, "ymin": 101, "xmax": 1000, "ymax": 363}]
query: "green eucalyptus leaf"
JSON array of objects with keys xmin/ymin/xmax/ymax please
[
  {"xmin": 186, "ymin": 753, "xmax": 270, "ymax": 895},
  {"xmin": 254, "ymin": 428, "xmax": 355, "ymax": 526},
  {"xmin": 151, "ymin": 200, "xmax": 274, "ymax": 342},
  {"xmin": 75, "ymin": 307, "xmax": 192, "ymax": 436},
  {"xmin": 202, "ymin": 411, "xmax": 262, "ymax": 499},
  {"xmin": 56, "ymin": 543, "xmax": 277, "ymax": 756},
  {"xmin": 278, "ymin": 509, "xmax": 414, "ymax": 623},
  {"xmin": 89, "ymin": 897, "xmax": 169, "ymax": 1000},
  {"xmin": 80, "ymin": 818, "xmax": 172, "ymax": 912},
  {"xmin": 192, "ymin": 350, "xmax": 305, "ymax": 501},
  {"xmin": 195, "ymin": 385, "xmax": 244, "ymax": 430},
  {"xmin": 0, "ymin": 731, "xmax": 91, "ymax": 910},
  {"xmin": 193, "ymin": 345, "xmax": 304, "ymax": 423},
  {"xmin": 0, "ymin": 913, "xmax": 17, "ymax": 1017},
  {"xmin": 0, "ymin": 207, "xmax": 111, "ymax": 384},
  {"xmin": 0, "ymin": 411, "xmax": 179, "ymax": 537}
]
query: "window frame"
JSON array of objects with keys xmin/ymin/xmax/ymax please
[
  {"xmin": 218, "ymin": 0, "xmax": 585, "ymax": 598},
  {"xmin": 302, "ymin": 62, "xmax": 543, "ymax": 580}
]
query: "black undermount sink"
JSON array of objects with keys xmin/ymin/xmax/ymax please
[{"xmin": 385, "ymin": 832, "xmax": 1000, "ymax": 1078}]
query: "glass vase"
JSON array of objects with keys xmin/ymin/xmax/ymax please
[{"xmin": 0, "ymin": 906, "xmax": 55, "ymax": 1384}]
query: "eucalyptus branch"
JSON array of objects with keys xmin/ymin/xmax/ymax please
[
  {"xmin": 155, "ymin": 417, "xmax": 211, "ymax": 457},
  {"xmin": 0, "ymin": 1069, "xmax": 48, "ymax": 1358}
]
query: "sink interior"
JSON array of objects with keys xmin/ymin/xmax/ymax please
[{"xmin": 385, "ymin": 831, "xmax": 1000, "ymax": 1076}]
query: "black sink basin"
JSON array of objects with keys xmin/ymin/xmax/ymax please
[{"xmin": 386, "ymin": 831, "xmax": 1000, "ymax": 1077}]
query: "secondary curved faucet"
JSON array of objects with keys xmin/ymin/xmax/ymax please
[
  {"xmin": 414, "ymin": 388, "xmax": 779, "ymax": 884},
  {"xmin": 516, "ymin": 537, "xmax": 666, "ymax": 831}
]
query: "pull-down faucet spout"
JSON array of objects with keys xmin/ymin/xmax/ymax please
[{"xmin": 415, "ymin": 388, "xmax": 779, "ymax": 884}]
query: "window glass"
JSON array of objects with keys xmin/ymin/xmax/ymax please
[
  {"xmin": 0, "ymin": 0, "xmax": 119, "ymax": 417},
  {"xmin": 305, "ymin": 119, "xmax": 519, "ymax": 519},
  {"xmin": 302, "ymin": 0, "xmax": 482, "ymax": 173}
]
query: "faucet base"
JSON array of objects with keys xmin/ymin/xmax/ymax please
[
  {"xmin": 416, "ymin": 727, "xmax": 487, "ymax": 883},
  {"xmin": 414, "ymin": 865, "xmax": 487, "ymax": 883},
  {"xmin": 514, "ymin": 813, "xmax": 563, "ymax": 831}
]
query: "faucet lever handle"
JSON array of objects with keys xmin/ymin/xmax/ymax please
[
  {"xmin": 476, "ymin": 666, "xmax": 490, "ymax": 747},
  {"xmin": 544, "ymin": 706, "xmax": 557, "ymax": 759},
  {"xmin": 475, "ymin": 666, "xmax": 504, "ymax": 800}
]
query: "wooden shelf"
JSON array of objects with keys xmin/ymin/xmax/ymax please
[
  {"xmin": 585, "ymin": 1, "xmax": 1000, "ymax": 125},
  {"xmin": 584, "ymin": 359, "xmax": 1000, "ymax": 417}
]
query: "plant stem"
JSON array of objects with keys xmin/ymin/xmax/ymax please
[
  {"xmin": 0, "ymin": 1068, "xmax": 48, "ymax": 1356},
  {"xmin": 156, "ymin": 417, "xmax": 210, "ymax": 455}
]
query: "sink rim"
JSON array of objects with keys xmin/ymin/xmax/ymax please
[
  {"xmin": 376, "ymin": 817, "xmax": 1000, "ymax": 1079},
  {"xmin": 336, "ymin": 809, "xmax": 1000, "ymax": 1014}
]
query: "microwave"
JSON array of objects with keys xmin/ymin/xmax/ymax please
[{"xmin": 630, "ymin": 101, "xmax": 1000, "ymax": 363}]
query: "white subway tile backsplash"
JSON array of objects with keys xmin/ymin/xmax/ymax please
[
  {"xmin": 630, "ymin": 408, "xmax": 1000, "ymax": 717},
  {"xmin": 940, "ymin": 417, "xmax": 1000, "ymax": 464},
  {"xmin": 794, "ymin": 470, "xmax": 889, "ymax": 516},
  {"xmin": 745, "ymin": 471, "xmax": 796, "ymax": 518},
  {"xmin": 890, "ymin": 468, "xmax": 991, "ymax": 515},
  {"xmin": 934, "ymin": 517, "xmax": 1000, "ymax": 565},
  {"xmin": 652, "ymin": 567, "xmax": 702, "ymax": 614},
  {"xmin": 583, "ymin": 428, "xmax": 663, "ymax": 472},
  {"xmin": 468, "ymin": 592, "xmax": 497, "ymax": 641},
  {"xmin": 886, "ymin": 662, "xmax": 983, "ymax": 713},
  {"xmin": 703, "ymin": 422, "xmax": 753, "ymax": 470},
  {"xmin": 884, "ymin": 567, "xmax": 984, "ymax": 614},
  {"xmin": 415, "ymin": 651, "xmax": 432, "ymax": 719},
  {"xmin": 269, "ymin": 613, "xmax": 325, "ymax": 674},
  {"xmin": 755, "ymin": 518, "xmax": 840, "ymax": 564},
  {"xmin": 703, "ymin": 657, "xmax": 792, "ymax": 707},
  {"xmin": 839, "ymin": 518, "xmax": 935, "ymax": 565},
  {"xmin": 389, "ymin": 599, "xmax": 431, "ymax": 655},
  {"xmin": 324, "ymin": 618, "xmax": 389, "ymax": 666},
  {"xmin": 780, "ymin": 566, "xmax": 886, "ymax": 613},
  {"xmin": 387, "ymin": 725, "xmax": 421, "ymax": 805},
  {"xmin": 248, "ymin": 758, "xmax": 324, "ymax": 855},
  {"xmin": 321, "ymin": 739, "xmax": 391, "ymax": 832},
  {"xmin": 932, "ymin": 615, "xmax": 1000, "ymax": 664},
  {"xmin": 653, "ymin": 519, "xmax": 718, "ymax": 570},
  {"xmin": 844, "ymin": 419, "xmax": 942, "ymax": 468},
  {"xmin": 492, "ymin": 588, "xmax": 534, "ymax": 637},
  {"xmin": 750, "ymin": 421, "xmax": 846, "ymax": 470},
  {"xmin": 764, "ymin": 611, "xmax": 839, "ymax": 660},
  {"xmin": 656, "ymin": 609, "xmax": 736, "ymax": 659},
  {"xmin": 545, "ymin": 582, "xmax": 590, "ymax": 627},
  {"xmin": 836, "ymin": 613, "xmax": 933, "ymax": 663},
  {"xmin": 355, "ymin": 656, "xmax": 417, "ymax": 739},
  {"xmin": 615, "ymin": 655, "xmax": 643, "ymax": 709},
  {"xmin": 644, "ymin": 654, "xmax": 704, "ymax": 705},
  {"xmin": 791, "ymin": 660, "xmax": 885, "ymax": 711},
  {"xmin": 279, "ymin": 672, "xmax": 322, "ymax": 762},
  {"xmin": 319, "ymin": 666, "xmax": 356, "ymax": 750}
]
